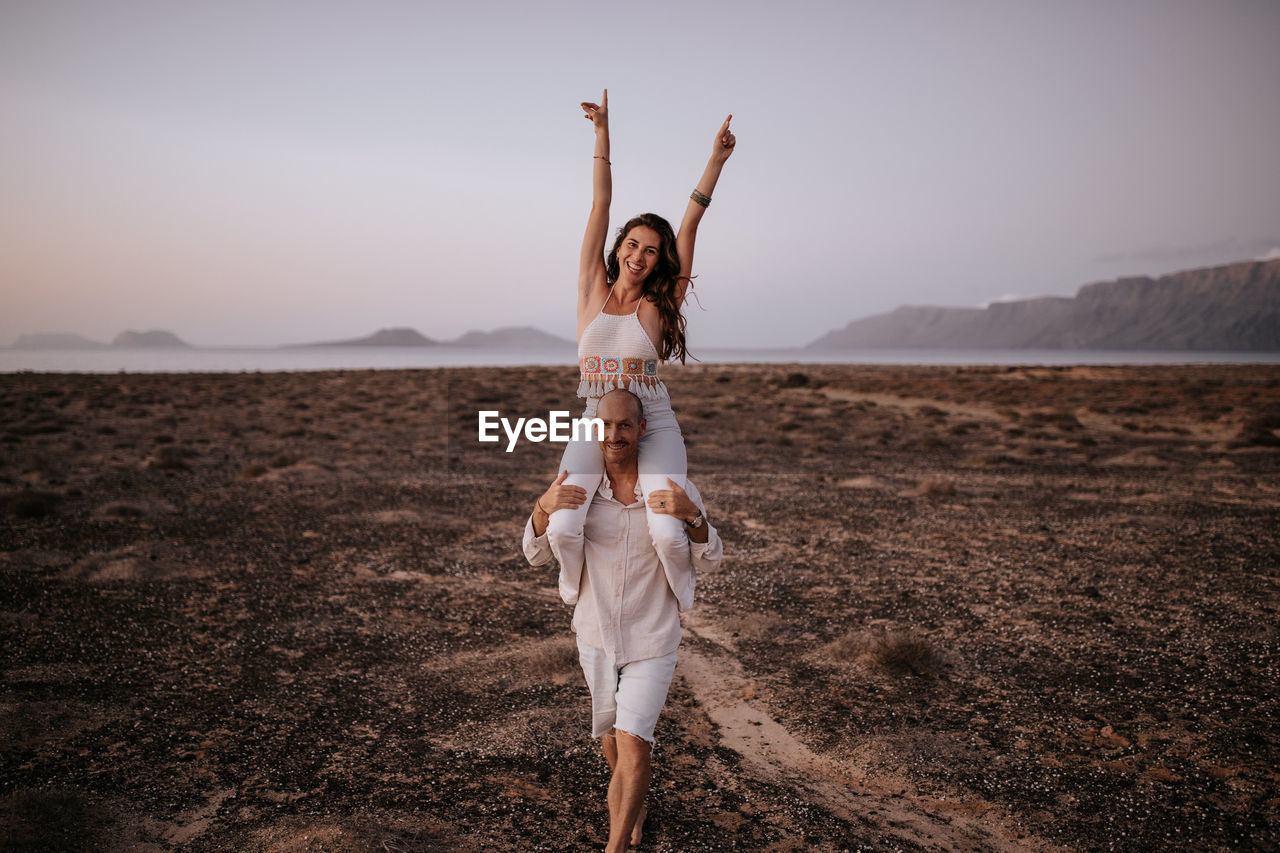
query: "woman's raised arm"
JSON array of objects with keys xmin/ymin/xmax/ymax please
[
  {"xmin": 675, "ymin": 114, "xmax": 735, "ymax": 303},
  {"xmin": 579, "ymin": 89, "xmax": 612, "ymax": 314}
]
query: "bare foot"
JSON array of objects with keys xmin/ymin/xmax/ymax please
[{"xmin": 629, "ymin": 804, "xmax": 646, "ymax": 847}]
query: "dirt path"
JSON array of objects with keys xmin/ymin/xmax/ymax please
[{"xmin": 680, "ymin": 615, "xmax": 1060, "ymax": 852}]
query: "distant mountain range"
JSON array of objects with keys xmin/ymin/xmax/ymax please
[
  {"xmin": 9, "ymin": 325, "xmax": 573, "ymax": 350},
  {"xmin": 12, "ymin": 329, "xmax": 192, "ymax": 349},
  {"xmin": 286, "ymin": 325, "xmax": 572, "ymax": 348},
  {"xmin": 450, "ymin": 326, "xmax": 573, "ymax": 348},
  {"xmin": 12, "ymin": 259, "xmax": 1279, "ymax": 352},
  {"xmin": 284, "ymin": 327, "xmax": 436, "ymax": 348},
  {"xmin": 809, "ymin": 258, "xmax": 1280, "ymax": 351}
]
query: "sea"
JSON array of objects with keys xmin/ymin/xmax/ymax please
[{"xmin": 2, "ymin": 346, "xmax": 1278, "ymax": 374}]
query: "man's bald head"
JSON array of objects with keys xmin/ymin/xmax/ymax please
[
  {"xmin": 596, "ymin": 388, "xmax": 646, "ymax": 473},
  {"xmin": 597, "ymin": 388, "xmax": 644, "ymax": 423}
]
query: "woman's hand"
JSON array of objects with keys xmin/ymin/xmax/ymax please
[
  {"xmin": 647, "ymin": 477, "xmax": 700, "ymax": 523},
  {"xmin": 539, "ymin": 471, "xmax": 588, "ymax": 517},
  {"xmin": 711, "ymin": 114, "xmax": 736, "ymax": 164},
  {"xmin": 581, "ymin": 88, "xmax": 609, "ymax": 134}
]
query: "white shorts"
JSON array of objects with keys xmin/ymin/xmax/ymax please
[{"xmin": 577, "ymin": 642, "xmax": 678, "ymax": 744}]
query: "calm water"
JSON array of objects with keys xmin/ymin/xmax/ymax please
[{"xmin": 2, "ymin": 346, "xmax": 1278, "ymax": 374}]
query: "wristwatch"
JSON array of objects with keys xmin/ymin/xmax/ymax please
[{"xmin": 685, "ymin": 512, "xmax": 704, "ymax": 529}]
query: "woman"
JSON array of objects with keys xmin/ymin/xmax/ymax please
[{"xmin": 544, "ymin": 88, "xmax": 735, "ymax": 601}]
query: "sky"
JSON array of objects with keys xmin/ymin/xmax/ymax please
[{"xmin": 2, "ymin": 0, "xmax": 1278, "ymax": 348}]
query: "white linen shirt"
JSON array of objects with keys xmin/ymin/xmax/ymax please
[{"xmin": 523, "ymin": 478, "xmax": 723, "ymax": 666}]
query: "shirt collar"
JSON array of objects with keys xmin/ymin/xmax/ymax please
[{"xmin": 598, "ymin": 473, "xmax": 643, "ymax": 507}]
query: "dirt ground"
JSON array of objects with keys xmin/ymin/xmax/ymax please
[{"xmin": 2, "ymin": 363, "xmax": 1278, "ymax": 851}]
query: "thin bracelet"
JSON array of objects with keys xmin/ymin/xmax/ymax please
[
  {"xmin": 594, "ymin": 155, "xmax": 611, "ymax": 165},
  {"xmin": 690, "ymin": 188, "xmax": 711, "ymax": 207},
  {"xmin": 537, "ymin": 498, "xmax": 551, "ymax": 515}
]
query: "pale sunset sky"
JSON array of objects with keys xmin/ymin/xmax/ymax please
[{"xmin": 2, "ymin": 0, "xmax": 1278, "ymax": 347}]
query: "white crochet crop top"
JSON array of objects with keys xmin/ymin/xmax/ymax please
[{"xmin": 576, "ymin": 290, "xmax": 669, "ymax": 401}]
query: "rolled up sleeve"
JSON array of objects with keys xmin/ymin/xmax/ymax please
[
  {"xmin": 673, "ymin": 482, "xmax": 724, "ymax": 611},
  {"xmin": 691, "ymin": 521, "xmax": 723, "ymax": 574},
  {"xmin": 522, "ymin": 515, "xmax": 553, "ymax": 567}
]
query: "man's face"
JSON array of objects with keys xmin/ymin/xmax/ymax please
[{"xmin": 596, "ymin": 392, "xmax": 645, "ymax": 467}]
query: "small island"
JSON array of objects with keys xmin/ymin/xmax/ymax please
[
  {"xmin": 287, "ymin": 328, "xmax": 437, "ymax": 348},
  {"xmin": 112, "ymin": 330, "xmax": 191, "ymax": 348},
  {"xmin": 450, "ymin": 326, "xmax": 573, "ymax": 348},
  {"xmin": 12, "ymin": 333, "xmax": 109, "ymax": 350}
]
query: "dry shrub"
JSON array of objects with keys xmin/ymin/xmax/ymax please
[
  {"xmin": 980, "ymin": 452, "xmax": 1023, "ymax": 466},
  {"xmin": 828, "ymin": 629, "xmax": 943, "ymax": 677},
  {"xmin": 268, "ymin": 452, "xmax": 298, "ymax": 469},
  {"xmin": 1236, "ymin": 412, "xmax": 1280, "ymax": 447},
  {"xmin": 22, "ymin": 454, "xmax": 50, "ymax": 474},
  {"xmin": 10, "ymin": 418, "xmax": 68, "ymax": 437},
  {"xmin": 0, "ymin": 789, "xmax": 99, "ymax": 851},
  {"xmin": 5, "ymin": 490, "xmax": 60, "ymax": 519},
  {"xmin": 146, "ymin": 445, "xmax": 189, "ymax": 470},
  {"xmin": 522, "ymin": 637, "xmax": 579, "ymax": 677},
  {"xmin": 1027, "ymin": 410, "xmax": 1082, "ymax": 431},
  {"xmin": 873, "ymin": 631, "xmax": 943, "ymax": 676},
  {"xmin": 722, "ymin": 612, "xmax": 784, "ymax": 640},
  {"xmin": 97, "ymin": 502, "xmax": 146, "ymax": 520},
  {"xmin": 909, "ymin": 477, "xmax": 956, "ymax": 498},
  {"xmin": 247, "ymin": 817, "xmax": 444, "ymax": 853},
  {"xmin": 65, "ymin": 553, "xmax": 175, "ymax": 583},
  {"xmin": 240, "ymin": 463, "xmax": 269, "ymax": 480},
  {"xmin": 825, "ymin": 632, "xmax": 868, "ymax": 661}
]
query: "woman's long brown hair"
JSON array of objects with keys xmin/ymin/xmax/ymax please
[{"xmin": 605, "ymin": 213, "xmax": 689, "ymax": 363}]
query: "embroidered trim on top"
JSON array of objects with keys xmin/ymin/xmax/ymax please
[
  {"xmin": 581, "ymin": 356, "xmax": 657, "ymax": 377},
  {"xmin": 577, "ymin": 355, "xmax": 667, "ymax": 400}
]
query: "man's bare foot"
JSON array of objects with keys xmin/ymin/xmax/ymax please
[{"xmin": 629, "ymin": 805, "xmax": 646, "ymax": 847}]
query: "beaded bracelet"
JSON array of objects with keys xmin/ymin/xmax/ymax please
[{"xmin": 690, "ymin": 188, "xmax": 712, "ymax": 208}]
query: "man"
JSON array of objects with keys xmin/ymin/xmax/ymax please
[{"xmin": 523, "ymin": 388, "xmax": 722, "ymax": 851}]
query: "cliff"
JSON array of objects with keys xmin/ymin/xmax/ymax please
[{"xmin": 809, "ymin": 259, "xmax": 1280, "ymax": 351}]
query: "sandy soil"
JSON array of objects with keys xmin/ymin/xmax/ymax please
[{"xmin": 1, "ymin": 363, "xmax": 1278, "ymax": 851}]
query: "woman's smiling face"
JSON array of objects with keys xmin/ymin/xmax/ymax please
[{"xmin": 616, "ymin": 225, "xmax": 662, "ymax": 283}]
